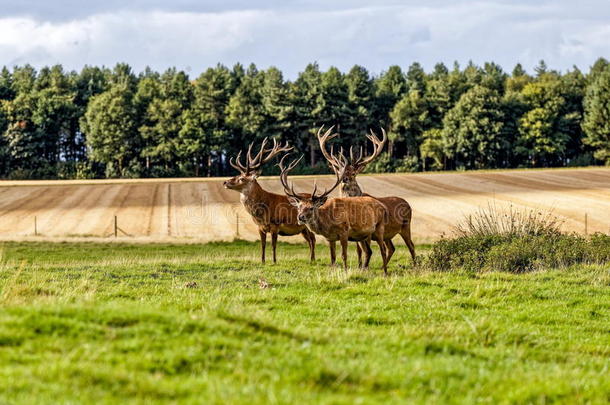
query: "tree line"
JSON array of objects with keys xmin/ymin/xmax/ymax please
[{"xmin": 0, "ymin": 59, "xmax": 609, "ymax": 179}]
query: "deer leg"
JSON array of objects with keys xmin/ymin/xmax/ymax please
[
  {"xmin": 362, "ymin": 239, "xmax": 373, "ymax": 269},
  {"xmin": 302, "ymin": 229, "xmax": 316, "ymax": 262},
  {"xmin": 309, "ymin": 231, "xmax": 316, "ymax": 262},
  {"xmin": 271, "ymin": 230, "xmax": 278, "ymax": 264},
  {"xmin": 259, "ymin": 229, "xmax": 267, "ymax": 264},
  {"xmin": 375, "ymin": 227, "xmax": 388, "ymax": 275},
  {"xmin": 377, "ymin": 239, "xmax": 388, "ymax": 275},
  {"xmin": 340, "ymin": 236, "xmax": 349, "ymax": 271},
  {"xmin": 385, "ymin": 238, "xmax": 396, "ymax": 263},
  {"xmin": 329, "ymin": 240, "xmax": 337, "ymax": 266},
  {"xmin": 356, "ymin": 242, "xmax": 363, "ymax": 268},
  {"xmin": 400, "ymin": 225, "xmax": 416, "ymax": 263}
]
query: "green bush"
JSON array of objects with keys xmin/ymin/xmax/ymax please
[
  {"xmin": 587, "ymin": 233, "xmax": 610, "ymax": 262},
  {"xmin": 426, "ymin": 205, "xmax": 610, "ymax": 273},
  {"xmin": 485, "ymin": 237, "xmax": 539, "ymax": 273},
  {"xmin": 428, "ymin": 232, "xmax": 610, "ymax": 273}
]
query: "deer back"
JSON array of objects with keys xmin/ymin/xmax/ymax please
[{"xmin": 316, "ymin": 196, "xmax": 387, "ymax": 237}]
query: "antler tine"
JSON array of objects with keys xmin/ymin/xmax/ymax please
[
  {"xmin": 249, "ymin": 137, "xmax": 269, "ymax": 168},
  {"xmin": 338, "ymin": 147, "xmax": 348, "ymax": 165},
  {"xmin": 278, "ymin": 154, "xmax": 303, "ymax": 199},
  {"xmin": 355, "ymin": 127, "xmax": 388, "ymax": 169},
  {"xmin": 264, "ymin": 139, "xmax": 293, "ymax": 165},
  {"xmin": 229, "ymin": 156, "xmax": 240, "ymax": 172},
  {"xmin": 327, "ymin": 145, "xmax": 344, "ymax": 171},
  {"xmin": 317, "ymin": 125, "xmax": 343, "ymax": 173},
  {"xmin": 314, "ymin": 169, "xmax": 342, "ymax": 200},
  {"xmin": 365, "ymin": 127, "xmax": 388, "ymax": 148},
  {"xmin": 245, "ymin": 142, "xmax": 255, "ymax": 173},
  {"xmin": 230, "ymin": 150, "xmax": 247, "ymax": 173}
]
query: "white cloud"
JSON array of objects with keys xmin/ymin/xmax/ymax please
[{"xmin": 0, "ymin": 2, "xmax": 609, "ymax": 78}]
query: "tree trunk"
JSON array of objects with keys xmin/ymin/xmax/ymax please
[{"xmin": 309, "ymin": 138, "xmax": 316, "ymax": 167}]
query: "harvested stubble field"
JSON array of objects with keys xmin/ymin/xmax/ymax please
[{"xmin": 0, "ymin": 167, "xmax": 608, "ymax": 243}]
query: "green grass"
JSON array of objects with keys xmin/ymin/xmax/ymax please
[{"xmin": 0, "ymin": 241, "xmax": 608, "ymax": 404}]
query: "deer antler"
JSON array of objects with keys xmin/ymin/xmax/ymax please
[
  {"xmin": 256, "ymin": 138, "xmax": 293, "ymax": 168},
  {"xmin": 230, "ymin": 138, "xmax": 293, "ymax": 174},
  {"xmin": 351, "ymin": 128, "xmax": 387, "ymax": 171},
  {"xmin": 311, "ymin": 172, "xmax": 342, "ymax": 201},
  {"xmin": 279, "ymin": 153, "xmax": 341, "ymax": 202},
  {"xmin": 278, "ymin": 154, "xmax": 304, "ymax": 200},
  {"xmin": 317, "ymin": 125, "xmax": 344, "ymax": 174},
  {"xmin": 229, "ymin": 150, "xmax": 247, "ymax": 173}
]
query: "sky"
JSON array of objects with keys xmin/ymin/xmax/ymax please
[{"xmin": 0, "ymin": 0, "xmax": 608, "ymax": 78}]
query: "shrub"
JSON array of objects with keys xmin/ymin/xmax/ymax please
[
  {"xmin": 454, "ymin": 202, "xmax": 562, "ymax": 238},
  {"xmin": 426, "ymin": 205, "xmax": 610, "ymax": 273},
  {"xmin": 485, "ymin": 237, "xmax": 539, "ymax": 273},
  {"xmin": 587, "ymin": 233, "xmax": 610, "ymax": 263}
]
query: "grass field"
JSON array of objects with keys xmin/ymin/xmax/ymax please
[
  {"xmin": 0, "ymin": 241, "xmax": 608, "ymax": 404},
  {"xmin": 0, "ymin": 167, "xmax": 609, "ymax": 243}
]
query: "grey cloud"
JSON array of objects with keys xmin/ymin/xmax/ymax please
[{"xmin": 0, "ymin": 1, "xmax": 609, "ymax": 78}]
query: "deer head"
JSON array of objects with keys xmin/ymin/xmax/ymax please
[
  {"xmin": 279, "ymin": 154, "xmax": 341, "ymax": 225},
  {"xmin": 224, "ymin": 138, "xmax": 292, "ymax": 192},
  {"xmin": 317, "ymin": 125, "xmax": 387, "ymax": 196}
]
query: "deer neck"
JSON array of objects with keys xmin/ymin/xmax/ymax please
[
  {"xmin": 306, "ymin": 208, "xmax": 326, "ymax": 235},
  {"xmin": 239, "ymin": 180, "xmax": 268, "ymax": 205},
  {"xmin": 340, "ymin": 180, "xmax": 363, "ymax": 197}
]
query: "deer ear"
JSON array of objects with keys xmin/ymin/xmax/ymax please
[
  {"xmin": 287, "ymin": 196, "xmax": 300, "ymax": 207},
  {"xmin": 251, "ymin": 170, "xmax": 261, "ymax": 179}
]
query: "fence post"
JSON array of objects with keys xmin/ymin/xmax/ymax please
[
  {"xmin": 584, "ymin": 213, "xmax": 588, "ymax": 236},
  {"xmin": 236, "ymin": 212, "xmax": 240, "ymax": 238},
  {"xmin": 114, "ymin": 215, "xmax": 118, "ymax": 238},
  {"xmin": 34, "ymin": 216, "xmax": 37, "ymax": 236}
]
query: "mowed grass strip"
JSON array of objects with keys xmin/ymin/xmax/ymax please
[{"xmin": 0, "ymin": 241, "xmax": 608, "ymax": 404}]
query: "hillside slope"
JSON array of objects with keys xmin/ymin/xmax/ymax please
[{"xmin": 0, "ymin": 168, "xmax": 608, "ymax": 243}]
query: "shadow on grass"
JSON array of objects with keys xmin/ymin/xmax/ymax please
[{"xmin": 217, "ymin": 312, "xmax": 322, "ymax": 344}]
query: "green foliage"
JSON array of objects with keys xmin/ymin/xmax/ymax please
[
  {"xmin": 419, "ymin": 128, "xmax": 445, "ymax": 170},
  {"xmin": 0, "ymin": 60, "xmax": 608, "ymax": 179},
  {"xmin": 82, "ymin": 83, "xmax": 140, "ymax": 177},
  {"xmin": 362, "ymin": 152, "xmax": 394, "ymax": 173},
  {"xmin": 427, "ymin": 205, "xmax": 610, "ymax": 273},
  {"xmin": 516, "ymin": 76, "xmax": 572, "ymax": 166},
  {"xmin": 582, "ymin": 68, "xmax": 610, "ymax": 164},
  {"xmin": 442, "ymin": 85, "xmax": 505, "ymax": 169},
  {"xmin": 390, "ymin": 89, "xmax": 429, "ymax": 158}
]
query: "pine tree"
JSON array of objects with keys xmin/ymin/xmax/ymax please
[
  {"xmin": 260, "ymin": 67, "xmax": 292, "ymax": 140},
  {"xmin": 373, "ymin": 65, "xmax": 406, "ymax": 129},
  {"xmin": 192, "ymin": 64, "xmax": 235, "ymax": 174},
  {"xmin": 344, "ymin": 65, "xmax": 374, "ymax": 144},
  {"xmin": 390, "ymin": 89, "xmax": 430, "ymax": 160},
  {"xmin": 290, "ymin": 63, "xmax": 324, "ymax": 166},
  {"xmin": 582, "ymin": 69, "xmax": 610, "ymax": 164},
  {"xmin": 406, "ymin": 62, "xmax": 426, "ymax": 93}
]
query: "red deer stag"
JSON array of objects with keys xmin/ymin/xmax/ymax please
[
  {"xmin": 318, "ymin": 126, "xmax": 416, "ymax": 266},
  {"xmin": 224, "ymin": 138, "xmax": 316, "ymax": 263},
  {"xmin": 279, "ymin": 154, "xmax": 390, "ymax": 274}
]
